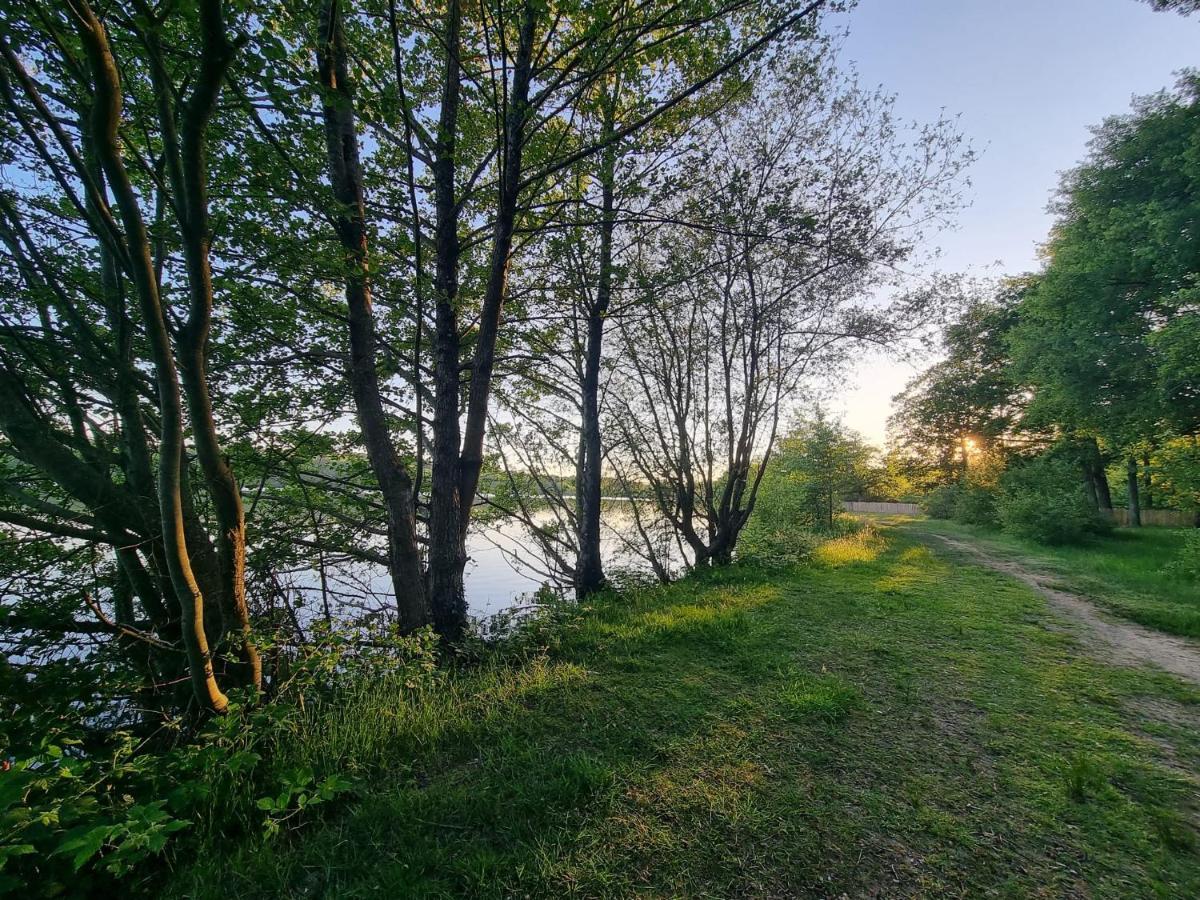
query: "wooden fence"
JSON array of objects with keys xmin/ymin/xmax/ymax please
[
  {"xmin": 842, "ymin": 501, "xmax": 922, "ymax": 516},
  {"xmin": 842, "ymin": 502, "xmax": 1194, "ymax": 527},
  {"xmin": 1105, "ymin": 507, "xmax": 1197, "ymax": 528}
]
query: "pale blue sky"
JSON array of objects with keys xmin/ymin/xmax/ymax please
[{"xmin": 828, "ymin": 0, "xmax": 1198, "ymax": 446}]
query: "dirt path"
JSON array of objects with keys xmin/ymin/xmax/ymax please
[{"xmin": 923, "ymin": 531, "xmax": 1200, "ymax": 688}]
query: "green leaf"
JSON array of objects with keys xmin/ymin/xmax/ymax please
[
  {"xmin": 0, "ymin": 844, "xmax": 36, "ymax": 867},
  {"xmin": 53, "ymin": 825, "xmax": 111, "ymax": 871}
]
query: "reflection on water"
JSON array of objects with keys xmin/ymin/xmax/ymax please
[
  {"xmin": 466, "ymin": 503, "xmax": 682, "ymax": 617},
  {"xmin": 288, "ymin": 501, "xmax": 682, "ymax": 624}
]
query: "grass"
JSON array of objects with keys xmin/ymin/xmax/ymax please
[
  {"xmin": 171, "ymin": 521, "xmax": 1200, "ymax": 898},
  {"xmin": 910, "ymin": 517, "xmax": 1200, "ymax": 639}
]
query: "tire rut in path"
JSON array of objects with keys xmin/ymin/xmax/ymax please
[{"xmin": 923, "ymin": 531, "xmax": 1200, "ymax": 688}]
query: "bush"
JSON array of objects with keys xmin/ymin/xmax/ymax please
[
  {"xmin": 997, "ymin": 457, "xmax": 1113, "ymax": 545},
  {"xmin": 952, "ymin": 483, "xmax": 999, "ymax": 526},
  {"xmin": 737, "ymin": 524, "xmax": 822, "ymax": 568},
  {"xmin": 1167, "ymin": 529, "xmax": 1200, "ymax": 579},
  {"xmin": 0, "ymin": 625, "xmax": 438, "ymax": 895},
  {"xmin": 921, "ymin": 484, "xmax": 961, "ymax": 519}
]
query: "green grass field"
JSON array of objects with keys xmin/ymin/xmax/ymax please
[
  {"xmin": 172, "ymin": 522, "xmax": 1200, "ymax": 898},
  {"xmin": 910, "ymin": 518, "xmax": 1200, "ymax": 639}
]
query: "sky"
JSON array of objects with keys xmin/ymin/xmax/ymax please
[{"xmin": 824, "ymin": 0, "xmax": 1198, "ymax": 447}]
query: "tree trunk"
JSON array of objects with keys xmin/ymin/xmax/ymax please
[
  {"xmin": 1083, "ymin": 437, "xmax": 1112, "ymax": 510},
  {"xmin": 576, "ymin": 120, "xmax": 617, "ymax": 600},
  {"xmin": 1141, "ymin": 451, "xmax": 1154, "ymax": 509},
  {"xmin": 1081, "ymin": 465, "xmax": 1099, "ymax": 511},
  {"xmin": 428, "ymin": 0, "xmax": 468, "ymax": 640},
  {"xmin": 169, "ymin": 0, "xmax": 261, "ymax": 689},
  {"xmin": 1126, "ymin": 455, "xmax": 1142, "ymax": 527},
  {"xmin": 431, "ymin": 0, "xmax": 536, "ymax": 640},
  {"xmin": 73, "ymin": 0, "xmax": 228, "ymax": 714},
  {"xmin": 317, "ymin": 0, "xmax": 428, "ymax": 633}
]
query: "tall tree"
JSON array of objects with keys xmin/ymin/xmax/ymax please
[
  {"xmin": 889, "ymin": 288, "xmax": 1022, "ymax": 483},
  {"xmin": 1010, "ymin": 75, "xmax": 1200, "ymax": 524},
  {"xmin": 610, "ymin": 56, "xmax": 970, "ymax": 569},
  {"xmin": 316, "ymin": 0, "xmax": 428, "ymax": 630}
]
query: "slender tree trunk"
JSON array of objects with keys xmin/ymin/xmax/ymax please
[
  {"xmin": 428, "ymin": 0, "xmax": 467, "ymax": 640},
  {"xmin": 1141, "ymin": 451, "xmax": 1154, "ymax": 509},
  {"xmin": 432, "ymin": 0, "xmax": 537, "ymax": 640},
  {"xmin": 1082, "ymin": 464, "xmax": 1099, "ymax": 511},
  {"xmin": 72, "ymin": 0, "xmax": 227, "ymax": 713},
  {"xmin": 318, "ymin": 0, "xmax": 428, "ymax": 632},
  {"xmin": 171, "ymin": 0, "xmax": 261, "ymax": 689},
  {"xmin": 576, "ymin": 123, "xmax": 617, "ymax": 600},
  {"xmin": 1083, "ymin": 437, "xmax": 1112, "ymax": 510},
  {"xmin": 1126, "ymin": 455, "xmax": 1142, "ymax": 527}
]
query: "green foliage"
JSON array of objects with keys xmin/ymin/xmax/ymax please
[
  {"xmin": 921, "ymin": 484, "xmax": 962, "ymax": 519},
  {"xmin": 889, "ymin": 289, "xmax": 1022, "ymax": 483},
  {"xmin": 952, "ymin": 483, "xmax": 999, "ymax": 527},
  {"xmin": 1156, "ymin": 437, "xmax": 1200, "ymax": 510},
  {"xmin": 997, "ymin": 457, "xmax": 1113, "ymax": 545},
  {"xmin": 0, "ymin": 730, "xmax": 190, "ymax": 895},
  {"xmin": 920, "ymin": 481, "xmax": 998, "ymax": 526},
  {"xmin": 1010, "ymin": 76, "xmax": 1200, "ymax": 447},
  {"xmin": 0, "ymin": 627, "xmax": 438, "ymax": 894},
  {"xmin": 754, "ymin": 414, "xmax": 878, "ymax": 533},
  {"xmin": 737, "ymin": 525, "xmax": 823, "ymax": 569},
  {"xmin": 1167, "ymin": 529, "xmax": 1200, "ymax": 579},
  {"xmin": 739, "ymin": 414, "xmax": 878, "ymax": 566},
  {"xmin": 468, "ymin": 587, "xmax": 592, "ymax": 663}
]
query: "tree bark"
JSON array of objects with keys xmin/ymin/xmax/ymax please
[
  {"xmin": 428, "ymin": 0, "xmax": 467, "ymax": 640},
  {"xmin": 575, "ymin": 116, "xmax": 617, "ymax": 600},
  {"xmin": 1126, "ymin": 455, "xmax": 1142, "ymax": 527},
  {"xmin": 430, "ymin": 0, "xmax": 537, "ymax": 640},
  {"xmin": 1141, "ymin": 451, "xmax": 1154, "ymax": 509},
  {"xmin": 1082, "ymin": 437, "xmax": 1112, "ymax": 510},
  {"xmin": 166, "ymin": 0, "xmax": 262, "ymax": 689},
  {"xmin": 318, "ymin": 0, "xmax": 428, "ymax": 632}
]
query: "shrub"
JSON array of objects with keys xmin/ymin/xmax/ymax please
[
  {"xmin": 737, "ymin": 523, "xmax": 822, "ymax": 568},
  {"xmin": 921, "ymin": 484, "xmax": 961, "ymax": 519},
  {"xmin": 997, "ymin": 457, "xmax": 1112, "ymax": 545},
  {"xmin": 952, "ymin": 483, "xmax": 999, "ymax": 526},
  {"xmin": 0, "ymin": 625, "xmax": 438, "ymax": 894},
  {"xmin": 1167, "ymin": 529, "xmax": 1200, "ymax": 579}
]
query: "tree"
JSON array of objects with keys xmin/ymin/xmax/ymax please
[
  {"xmin": 264, "ymin": 0, "xmax": 841, "ymax": 638},
  {"xmin": 1010, "ymin": 75, "xmax": 1200, "ymax": 525},
  {"xmin": 315, "ymin": 0, "xmax": 427, "ymax": 631},
  {"xmin": 757, "ymin": 413, "xmax": 876, "ymax": 533},
  {"xmin": 1142, "ymin": 0, "xmax": 1200, "ymax": 14},
  {"xmin": 0, "ymin": 0, "xmax": 261, "ymax": 713},
  {"xmin": 608, "ymin": 56, "xmax": 969, "ymax": 569},
  {"xmin": 888, "ymin": 287, "xmax": 1022, "ymax": 483}
]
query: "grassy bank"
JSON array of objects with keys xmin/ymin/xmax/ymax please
[
  {"xmin": 910, "ymin": 518, "xmax": 1200, "ymax": 640},
  {"xmin": 173, "ymin": 523, "xmax": 1200, "ymax": 898}
]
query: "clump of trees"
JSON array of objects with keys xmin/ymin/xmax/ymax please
[
  {"xmin": 492, "ymin": 49, "xmax": 969, "ymax": 587},
  {"xmin": 892, "ymin": 75, "xmax": 1200, "ymax": 544}
]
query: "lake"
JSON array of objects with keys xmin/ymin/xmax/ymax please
[{"xmin": 286, "ymin": 501, "xmax": 684, "ymax": 625}]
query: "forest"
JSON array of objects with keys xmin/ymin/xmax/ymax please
[{"xmin": 1, "ymin": 0, "xmax": 1198, "ymax": 896}]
